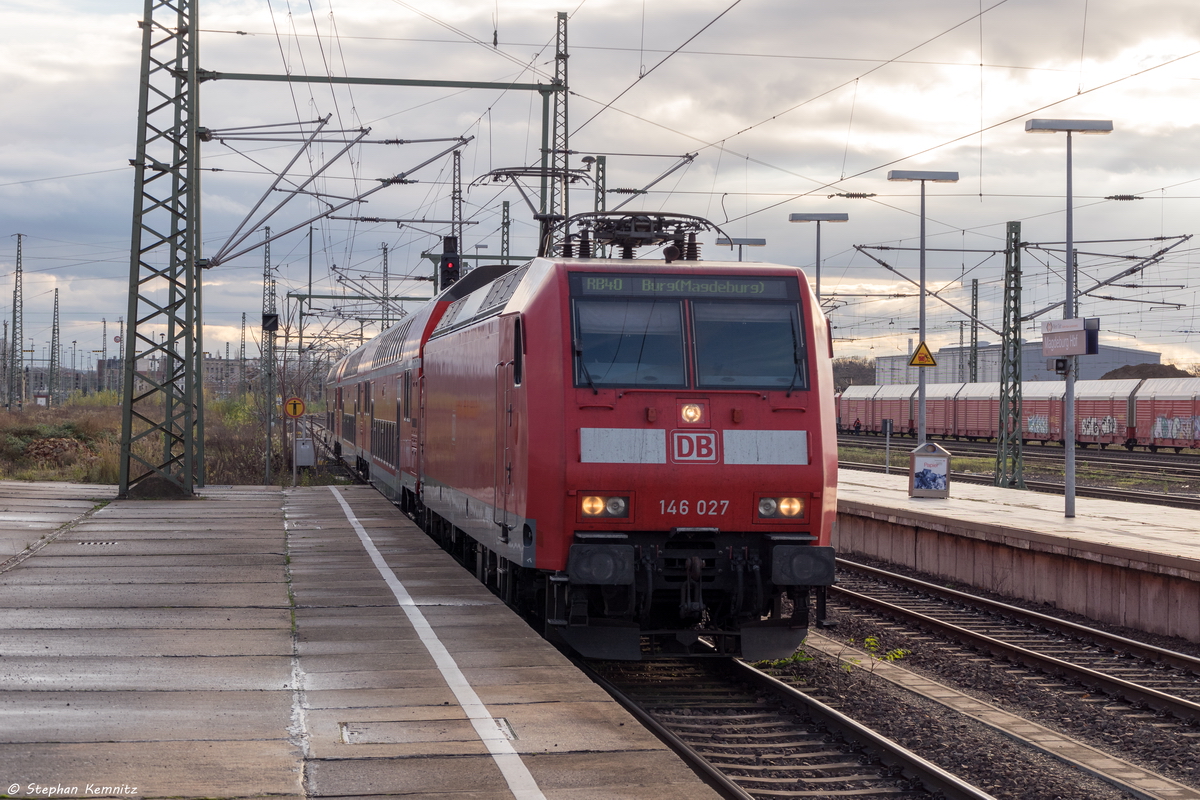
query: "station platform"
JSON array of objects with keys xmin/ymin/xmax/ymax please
[
  {"xmin": 0, "ymin": 481, "xmax": 719, "ymax": 800},
  {"xmin": 835, "ymin": 469, "xmax": 1200, "ymax": 643}
]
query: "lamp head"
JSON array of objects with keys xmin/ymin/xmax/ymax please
[
  {"xmin": 789, "ymin": 213, "xmax": 849, "ymax": 223},
  {"xmin": 887, "ymin": 170, "xmax": 959, "ymax": 183},
  {"xmin": 1025, "ymin": 119, "xmax": 1113, "ymax": 134}
]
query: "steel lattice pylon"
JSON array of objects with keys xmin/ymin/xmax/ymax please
[
  {"xmin": 49, "ymin": 289, "xmax": 60, "ymax": 404},
  {"xmin": 549, "ymin": 11, "xmax": 569, "ymax": 225},
  {"xmin": 9, "ymin": 233, "xmax": 23, "ymax": 411},
  {"xmin": 119, "ymin": 0, "xmax": 204, "ymax": 497},
  {"xmin": 994, "ymin": 221, "xmax": 1025, "ymax": 489}
]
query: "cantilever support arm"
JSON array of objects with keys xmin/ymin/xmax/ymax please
[{"xmin": 854, "ymin": 245, "xmax": 1003, "ymax": 337}]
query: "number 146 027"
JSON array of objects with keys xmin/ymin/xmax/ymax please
[{"xmin": 659, "ymin": 499, "xmax": 729, "ymax": 515}]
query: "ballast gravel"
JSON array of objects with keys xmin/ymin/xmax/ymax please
[{"xmin": 778, "ymin": 558, "xmax": 1200, "ymax": 799}]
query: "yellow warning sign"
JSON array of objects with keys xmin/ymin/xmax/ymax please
[
  {"xmin": 908, "ymin": 342, "xmax": 937, "ymax": 368},
  {"xmin": 284, "ymin": 397, "xmax": 306, "ymax": 418}
]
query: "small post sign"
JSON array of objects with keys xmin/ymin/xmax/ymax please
[
  {"xmin": 284, "ymin": 397, "xmax": 306, "ymax": 418},
  {"xmin": 909, "ymin": 442, "xmax": 951, "ymax": 498}
]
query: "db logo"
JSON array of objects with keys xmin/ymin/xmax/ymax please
[{"xmin": 671, "ymin": 430, "xmax": 719, "ymax": 463}]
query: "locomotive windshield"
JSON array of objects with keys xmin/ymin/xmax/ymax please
[
  {"xmin": 570, "ymin": 273, "xmax": 807, "ymax": 392},
  {"xmin": 573, "ymin": 300, "xmax": 687, "ymax": 388},
  {"xmin": 693, "ymin": 302, "xmax": 803, "ymax": 389}
]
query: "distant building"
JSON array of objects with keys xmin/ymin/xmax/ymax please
[{"xmin": 875, "ymin": 341, "xmax": 1159, "ymax": 385}]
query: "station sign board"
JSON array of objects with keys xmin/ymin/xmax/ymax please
[{"xmin": 1041, "ymin": 318, "xmax": 1099, "ymax": 358}]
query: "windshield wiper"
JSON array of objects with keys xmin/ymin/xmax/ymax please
[
  {"xmin": 786, "ymin": 316, "xmax": 803, "ymax": 397},
  {"xmin": 574, "ymin": 338, "xmax": 599, "ymax": 395}
]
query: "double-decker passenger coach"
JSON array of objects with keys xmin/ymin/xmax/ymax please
[{"xmin": 328, "ymin": 213, "xmax": 838, "ymax": 660}]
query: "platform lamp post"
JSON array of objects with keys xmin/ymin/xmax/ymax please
[
  {"xmin": 886, "ymin": 170, "xmax": 959, "ymax": 446},
  {"xmin": 1025, "ymin": 118, "xmax": 1113, "ymax": 518},
  {"xmin": 787, "ymin": 213, "xmax": 848, "ymax": 302},
  {"xmin": 715, "ymin": 237, "xmax": 766, "ymax": 262}
]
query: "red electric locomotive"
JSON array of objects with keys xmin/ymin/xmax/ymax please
[{"xmin": 327, "ymin": 213, "xmax": 838, "ymax": 660}]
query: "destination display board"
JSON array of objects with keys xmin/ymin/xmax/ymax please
[{"xmin": 571, "ymin": 273, "xmax": 793, "ymax": 300}]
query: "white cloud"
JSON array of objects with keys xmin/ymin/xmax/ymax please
[{"xmin": 3, "ymin": 0, "xmax": 1200, "ymax": 368}]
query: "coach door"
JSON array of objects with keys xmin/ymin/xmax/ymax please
[{"xmin": 493, "ymin": 316, "xmax": 522, "ymax": 540}]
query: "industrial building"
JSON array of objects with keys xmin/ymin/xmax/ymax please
[{"xmin": 874, "ymin": 341, "xmax": 1159, "ymax": 385}]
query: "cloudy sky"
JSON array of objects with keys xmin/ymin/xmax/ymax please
[{"xmin": 4, "ymin": 0, "xmax": 1200, "ymax": 372}]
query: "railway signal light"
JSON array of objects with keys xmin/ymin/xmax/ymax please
[
  {"xmin": 438, "ymin": 254, "xmax": 460, "ymax": 288},
  {"xmin": 438, "ymin": 235, "xmax": 460, "ymax": 290}
]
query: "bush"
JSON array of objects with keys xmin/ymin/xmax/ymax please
[{"xmin": 0, "ymin": 392, "xmax": 293, "ymax": 485}]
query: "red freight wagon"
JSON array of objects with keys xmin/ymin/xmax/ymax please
[
  {"xmin": 872, "ymin": 384, "xmax": 917, "ymax": 436},
  {"xmin": 1133, "ymin": 377, "xmax": 1200, "ymax": 452},
  {"xmin": 1020, "ymin": 381, "xmax": 1064, "ymax": 445},
  {"xmin": 1074, "ymin": 378, "xmax": 1143, "ymax": 448},
  {"xmin": 839, "ymin": 385, "xmax": 880, "ymax": 434},
  {"xmin": 924, "ymin": 383, "xmax": 965, "ymax": 438},
  {"xmin": 954, "ymin": 382, "xmax": 1001, "ymax": 440}
]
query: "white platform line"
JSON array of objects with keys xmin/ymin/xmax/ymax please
[{"xmin": 329, "ymin": 487, "xmax": 546, "ymax": 800}]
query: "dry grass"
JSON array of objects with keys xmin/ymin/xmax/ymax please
[{"xmin": 0, "ymin": 392, "xmax": 321, "ymax": 486}]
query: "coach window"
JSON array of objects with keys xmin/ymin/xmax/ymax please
[
  {"xmin": 401, "ymin": 370, "xmax": 411, "ymax": 421},
  {"xmin": 513, "ymin": 318, "xmax": 524, "ymax": 385},
  {"xmin": 572, "ymin": 299, "xmax": 687, "ymax": 389},
  {"xmin": 693, "ymin": 302, "xmax": 806, "ymax": 390}
]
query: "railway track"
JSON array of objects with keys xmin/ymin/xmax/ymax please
[
  {"xmin": 819, "ymin": 559, "xmax": 1200, "ymax": 797},
  {"xmin": 832, "ymin": 559, "xmax": 1200, "ymax": 727},
  {"xmin": 582, "ymin": 657, "xmax": 995, "ymax": 800}
]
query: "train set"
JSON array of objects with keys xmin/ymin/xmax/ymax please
[
  {"xmin": 326, "ymin": 212, "xmax": 838, "ymax": 660},
  {"xmin": 839, "ymin": 377, "xmax": 1200, "ymax": 451}
]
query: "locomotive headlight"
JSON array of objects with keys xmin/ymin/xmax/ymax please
[
  {"xmin": 581, "ymin": 496, "xmax": 606, "ymax": 516},
  {"xmin": 605, "ymin": 496, "xmax": 628, "ymax": 516},
  {"xmin": 680, "ymin": 403, "xmax": 703, "ymax": 423},
  {"xmin": 580, "ymin": 494, "xmax": 631, "ymax": 518},
  {"xmin": 757, "ymin": 496, "xmax": 806, "ymax": 519},
  {"xmin": 777, "ymin": 497, "xmax": 804, "ymax": 517}
]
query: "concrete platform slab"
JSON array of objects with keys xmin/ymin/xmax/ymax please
[
  {"xmin": 0, "ymin": 582, "xmax": 288, "ymax": 608},
  {"xmin": 0, "ymin": 656, "xmax": 293, "ymax": 691},
  {"xmin": 0, "ymin": 627, "xmax": 293, "ymax": 657},
  {"xmin": 0, "ymin": 691, "xmax": 292, "ymax": 742},
  {"xmin": 0, "ymin": 565, "xmax": 284, "ymax": 584},
  {"xmin": 0, "ymin": 740, "xmax": 302, "ymax": 798},
  {"xmin": 0, "ymin": 481, "xmax": 720, "ymax": 800},
  {"xmin": 0, "ymin": 607, "xmax": 290, "ymax": 630}
]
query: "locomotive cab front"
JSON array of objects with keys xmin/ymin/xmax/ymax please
[{"xmin": 553, "ymin": 265, "xmax": 838, "ymax": 660}]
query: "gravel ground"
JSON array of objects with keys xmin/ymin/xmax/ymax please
[
  {"xmin": 770, "ymin": 645, "xmax": 1134, "ymax": 800},
  {"xmin": 784, "ymin": 557, "xmax": 1200, "ymax": 798}
]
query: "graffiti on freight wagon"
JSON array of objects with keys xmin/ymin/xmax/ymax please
[
  {"xmin": 1025, "ymin": 414, "xmax": 1049, "ymax": 435},
  {"xmin": 1151, "ymin": 415, "xmax": 1196, "ymax": 441},
  {"xmin": 1079, "ymin": 416, "xmax": 1118, "ymax": 437}
]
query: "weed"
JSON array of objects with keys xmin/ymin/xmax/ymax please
[
  {"xmin": 834, "ymin": 635, "xmax": 911, "ymax": 678},
  {"xmin": 757, "ymin": 647, "xmax": 815, "ymax": 669}
]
